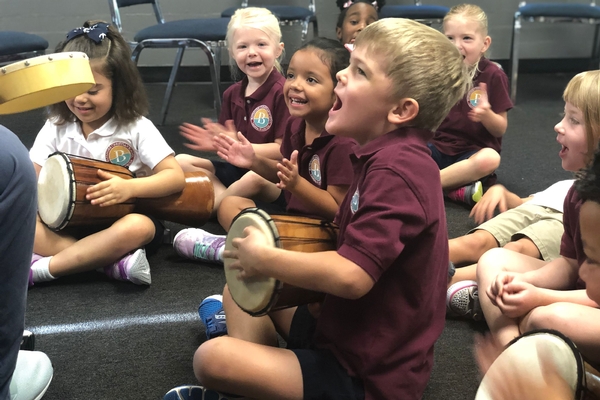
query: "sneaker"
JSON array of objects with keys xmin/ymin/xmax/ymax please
[
  {"xmin": 9, "ymin": 350, "xmax": 53, "ymax": 400},
  {"xmin": 21, "ymin": 330, "xmax": 35, "ymax": 351},
  {"xmin": 174, "ymin": 228, "xmax": 225, "ymax": 264},
  {"xmin": 446, "ymin": 181, "xmax": 483, "ymax": 207},
  {"xmin": 199, "ymin": 294, "xmax": 227, "ymax": 339},
  {"xmin": 447, "ymin": 280, "xmax": 483, "ymax": 321},
  {"xmin": 163, "ymin": 385, "xmax": 234, "ymax": 400},
  {"xmin": 104, "ymin": 248, "xmax": 151, "ymax": 285},
  {"xmin": 28, "ymin": 253, "xmax": 44, "ymax": 287}
]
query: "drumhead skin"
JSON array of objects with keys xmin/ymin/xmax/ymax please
[
  {"xmin": 37, "ymin": 153, "xmax": 75, "ymax": 230},
  {"xmin": 225, "ymin": 209, "xmax": 279, "ymax": 315},
  {"xmin": 475, "ymin": 330, "xmax": 582, "ymax": 399},
  {"xmin": 0, "ymin": 52, "xmax": 94, "ymax": 114}
]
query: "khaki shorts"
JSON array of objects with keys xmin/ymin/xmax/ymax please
[{"xmin": 469, "ymin": 203, "xmax": 564, "ymax": 261}]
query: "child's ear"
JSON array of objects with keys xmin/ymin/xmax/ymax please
[
  {"xmin": 388, "ymin": 98, "xmax": 419, "ymax": 125},
  {"xmin": 336, "ymin": 27, "xmax": 343, "ymax": 41},
  {"xmin": 482, "ymin": 35, "xmax": 491, "ymax": 53},
  {"xmin": 277, "ymin": 42, "xmax": 285, "ymax": 58}
]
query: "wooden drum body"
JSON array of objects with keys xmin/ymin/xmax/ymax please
[{"xmin": 224, "ymin": 208, "xmax": 338, "ymax": 317}]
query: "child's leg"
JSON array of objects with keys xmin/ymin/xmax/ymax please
[
  {"xmin": 441, "ymin": 148, "xmax": 501, "ymax": 190},
  {"xmin": 520, "ymin": 303, "xmax": 600, "ymax": 364},
  {"xmin": 216, "ymin": 171, "xmax": 281, "ymax": 207},
  {"xmin": 218, "ymin": 196, "xmax": 258, "ymax": 232},
  {"xmin": 33, "ymin": 217, "xmax": 77, "ymax": 256},
  {"xmin": 476, "ymin": 248, "xmax": 547, "ymax": 345},
  {"xmin": 175, "ymin": 154, "xmax": 216, "ymax": 174},
  {"xmin": 449, "ymin": 229, "xmax": 499, "ymax": 265}
]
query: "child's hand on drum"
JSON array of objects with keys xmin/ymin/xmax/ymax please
[
  {"xmin": 214, "ymin": 132, "xmax": 255, "ymax": 169},
  {"xmin": 277, "ymin": 151, "xmax": 300, "ymax": 191},
  {"xmin": 86, "ymin": 169, "xmax": 133, "ymax": 207},
  {"xmin": 225, "ymin": 225, "xmax": 268, "ymax": 279}
]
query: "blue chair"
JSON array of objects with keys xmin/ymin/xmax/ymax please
[
  {"xmin": 221, "ymin": 0, "xmax": 318, "ymax": 43},
  {"xmin": 0, "ymin": 31, "xmax": 48, "ymax": 65},
  {"xmin": 379, "ymin": 0, "xmax": 450, "ymax": 26},
  {"xmin": 510, "ymin": 1, "xmax": 600, "ymax": 103},
  {"xmin": 108, "ymin": 0, "xmax": 229, "ymax": 125}
]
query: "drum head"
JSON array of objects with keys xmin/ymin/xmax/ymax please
[
  {"xmin": 38, "ymin": 154, "xmax": 75, "ymax": 230},
  {"xmin": 475, "ymin": 330, "xmax": 582, "ymax": 399},
  {"xmin": 0, "ymin": 52, "xmax": 94, "ymax": 114},
  {"xmin": 224, "ymin": 209, "xmax": 279, "ymax": 315}
]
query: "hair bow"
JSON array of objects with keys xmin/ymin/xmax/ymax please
[
  {"xmin": 342, "ymin": 1, "xmax": 379, "ymax": 11},
  {"xmin": 66, "ymin": 23, "xmax": 110, "ymax": 44}
]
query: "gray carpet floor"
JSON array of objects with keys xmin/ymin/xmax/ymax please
[{"xmin": 0, "ymin": 71, "xmax": 575, "ymax": 399}]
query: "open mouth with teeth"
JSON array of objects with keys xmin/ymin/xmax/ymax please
[
  {"xmin": 247, "ymin": 62, "xmax": 262, "ymax": 68},
  {"xmin": 289, "ymin": 97, "xmax": 307, "ymax": 105}
]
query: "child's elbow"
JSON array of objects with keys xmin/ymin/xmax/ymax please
[{"xmin": 339, "ymin": 269, "xmax": 374, "ymax": 299}]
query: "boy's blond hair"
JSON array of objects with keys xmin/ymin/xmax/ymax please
[
  {"xmin": 564, "ymin": 70, "xmax": 600, "ymax": 162},
  {"xmin": 444, "ymin": 4, "xmax": 488, "ymax": 36},
  {"xmin": 354, "ymin": 18, "xmax": 469, "ymax": 131},
  {"xmin": 226, "ymin": 7, "xmax": 284, "ymax": 78}
]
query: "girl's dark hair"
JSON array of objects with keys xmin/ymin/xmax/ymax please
[
  {"xmin": 297, "ymin": 37, "xmax": 350, "ymax": 84},
  {"xmin": 576, "ymin": 144, "xmax": 600, "ymax": 204},
  {"xmin": 48, "ymin": 20, "xmax": 148, "ymax": 126},
  {"xmin": 336, "ymin": 0, "xmax": 386, "ymax": 29}
]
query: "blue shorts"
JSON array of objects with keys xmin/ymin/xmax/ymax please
[
  {"xmin": 427, "ymin": 143, "xmax": 479, "ymax": 170},
  {"xmin": 287, "ymin": 306, "xmax": 365, "ymax": 400},
  {"xmin": 212, "ymin": 160, "xmax": 249, "ymax": 188}
]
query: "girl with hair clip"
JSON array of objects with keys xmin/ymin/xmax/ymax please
[
  {"xmin": 28, "ymin": 21, "xmax": 185, "ymax": 286},
  {"xmin": 430, "ymin": 4, "xmax": 512, "ymax": 207},
  {"xmin": 476, "ymin": 70, "xmax": 600, "ymax": 366},
  {"xmin": 335, "ymin": 0, "xmax": 384, "ymax": 45}
]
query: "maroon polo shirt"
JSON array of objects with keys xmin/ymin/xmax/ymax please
[
  {"xmin": 314, "ymin": 127, "xmax": 449, "ymax": 400},
  {"xmin": 431, "ymin": 58, "xmax": 513, "ymax": 156},
  {"xmin": 219, "ymin": 69, "xmax": 290, "ymax": 144},
  {"xmin": 279, "ymin": 118, "xmax": 355, "ymax": 218},
  {"xmin": 560, "ymin": 184, "xmax": 586, "ymax": 289}
]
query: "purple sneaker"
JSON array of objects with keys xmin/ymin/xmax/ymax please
[
  {"xmin": 173, "ymin": 228, "xmax": 225, "ymax": 264},
  {"xmin": 104, "ymin": 248, "xmax": 151, "ymax": 285}
]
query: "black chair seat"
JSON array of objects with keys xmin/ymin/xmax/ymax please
[
  {"xmin": 134, "ymin": 18, "xmax": 230, "ymax": 43},
  {"xmin": 519, "ymin": 3, "xmax": 600, "ymax": 19},
  {"xmin": 0, "ymin": 32, "xmax": 48, "ymax": 57},
  {"xmin": 221, "ymin": 6, "xmax": 314, "ymax": 20},
  {"xmin": 379, "ymin": 5, "xmax": 450, "ymax": 20}
]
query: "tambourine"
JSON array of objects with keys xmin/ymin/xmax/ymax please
[{"xmin": 0, "ymin": 52, "xmax": 94, "ymax": 114}]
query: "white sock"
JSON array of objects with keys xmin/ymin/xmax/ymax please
[{"xmin": 30, "ymin": 256, "xmax": 56, "ymax": 283}]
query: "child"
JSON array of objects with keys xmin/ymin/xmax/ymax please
[
  {"xmin": 174, "ymin": 37, "xmax": 355, "ymax": 265},
  {"xmin": 28, "ymin": 21, "xmax": 185, "ymax": 286},
  {"xmin": 175, "ymin": 7, "xmax": 289, "ymax": 212},
  {"xmin": 476, "ymin": 70, "xmax": 600, "ymax": 365},
  {"xmin": 165, "ymin": 18, "xmax": 469, "ymax": 400},
  {"xmin": 446, "ymin": 179, "xmax": 573, "ymax": 320},
  {"xmin": 430, "ymin": 4, "xmax": 512, "ymax": 206},
  {"xmin": 335, "ymin": 0, "xmax": 384, "ymax": 45}
]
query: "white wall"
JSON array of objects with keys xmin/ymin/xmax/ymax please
[{"xmin": 1, "ymin": 0, "xmax": 596, "ymax": 66}]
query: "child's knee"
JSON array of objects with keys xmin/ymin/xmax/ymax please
[
  {"xmin": 193, "ymin": 338, "xmax": 230, "ymax": 384},
  {"xmin": 475, "ymin": 247, "xmax": 507, "ymax": 282},
  {"xmin": 115, "ymin": 214, "xmax": 155, "ymax": 244},
  {"xmin": 472, "ymin": 149, "xmax": 501, "ymax": 174}
]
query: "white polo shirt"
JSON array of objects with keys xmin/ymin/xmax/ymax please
[{"xmin": 30, "ymin": 116, "xmax": 173, "ymax": 177}]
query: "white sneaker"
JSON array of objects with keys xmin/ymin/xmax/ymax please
[
  {"xmin": 9, "ymin": 350, "xmax": 53, "ymax": 400},
  {"xmin": 104, "ymin": 248, "xmax": 151, "ymax": 285}
]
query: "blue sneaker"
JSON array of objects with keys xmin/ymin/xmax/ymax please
[
  {"xmin": 198, "ymin": 294, "xmax": 227, "ymax": 339},
  {"xmin": 163, "ymin": 385, "xmax": 230, "ymax": 400}
]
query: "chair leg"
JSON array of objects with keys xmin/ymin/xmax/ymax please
[
  {"xmin": 312, "ymin": 18, "xmax": 318, "ymax": 38},
  {"xmin": 301, "ymin": 19, "xmax": 309, "ymax": 43},
  {"xmin": 213, "ymin": 47, "xmax": 223, "ymax": 116},
  {"xmin": 510, "ymin": 13, "xmax": 521, "ymax": 104},
  {"xmin": 591, "ymin": 23, "xmax": 600, "ymax": 69},
  {"xmin": 159, "ymin": 47, "xmax": 185, "ymax": 126}
]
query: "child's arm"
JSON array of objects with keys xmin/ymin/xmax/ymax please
[
  {"xmin": 86, "ymin": 155, "xmax": 185, "ymax": 206},
  {"xmin": 470, "ymin": 184, "xmax": 532, "ymax": 224},
  {"xmin": 277, "ymin": 150, "xmax": 348, "ymax": 221},
  {"xmin": 214, "ymin": 132, "xmax": 280, "ymax": 183},
  {"xmin": 253, "ymin": 139, "xmax": 283, "ymax": 160},
  {"xmin": 227, "ymin": 227, "xmax": 374, "ymax": 299},
  {"xmin": 468, "ymin": 83, "xmax": 508, "ymax": 138}
]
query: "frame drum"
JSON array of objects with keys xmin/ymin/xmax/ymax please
[
  {"xmin": 224, "ymin": 208, "xmax": 338, "ymax": 316},
  {"xmin": 0, "ymin": 52, "xmax": 94, "ymax": 114}
]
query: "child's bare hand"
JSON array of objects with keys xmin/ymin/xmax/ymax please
[
  {"xmin": 224, "ymin": 226, "xmax": 268, "ymax": 279},
  {"xmin": 486, "ymin": 272, "xmax": 520, "ymax": 306},
  {"xmin": 277, "ymin": 150, "xmax": 300, "ymax": 191},
  {"xmin": 496, "ymin": 281, "xmax": 541, "ymax": 318},
  {"xmin": 470, "ymin": 184, "xmax": 508, "ymax": 224},
  {"xmin": 468, "ymin": 82, "xmax": 491, "ymax": 123},
  {"xmin": 86, "ymin": 169, "xmax": 133, "ymax": 206},
  {"xmin": 214, "ymin": 131, "xmax": 255, "ymax": 169},
  {"xmin": 202, "ymin": 119, "xmax": 239, "ymax": 141},
  {"xmin": 179, "ymin": 121, "xmax": 218, "ymax": 152}
]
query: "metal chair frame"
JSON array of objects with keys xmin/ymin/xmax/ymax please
[{"xmin": 108, "ymin": 0, "xmax": 227, "ymax": 124}]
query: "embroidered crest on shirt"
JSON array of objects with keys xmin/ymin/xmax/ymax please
[
  {"xmin": 467, "ymin": 86, "xmax": 483, "ymax": 109},
  {"xmin": 350, "ymin": 188, "xmax": 360, "ymax": 214},
  {"xmin": 106, "ymin": 142, "xmax": 134, "ymax": 167},
  {"xmin": 309, "ymin": 154, "xmax": 322, "ymax": 186},
  {"xmin": 250, "ymin": 105, "xmax": 273, "ymax": 132}
]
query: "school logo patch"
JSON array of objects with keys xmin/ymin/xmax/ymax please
[
  {"xmin": 105, "ymin": 142, "xmax": 134, "ymax": 167},
  {"xmin": 350, "ymin": 188, "xmax": 360, "ymax": 214},
  {"xmin": 250, "ymin": 105, "xmax": 273, "ymax": 131},
  {"xmin": 309, "ymin": 154, "xmax": 322, "ymax": 186},
  {"xmin": 467, "ymin": 86, "xmax": 483, "ymax": 108}
]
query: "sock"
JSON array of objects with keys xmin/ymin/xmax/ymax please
[{"xmin": 30, "ymin": 256, "xmax": 56, "ymax": 283}]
